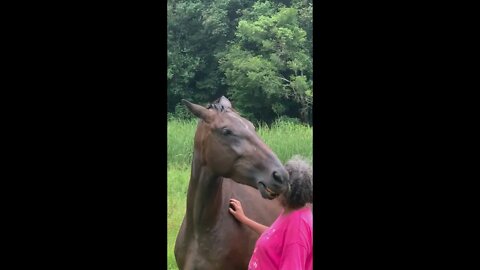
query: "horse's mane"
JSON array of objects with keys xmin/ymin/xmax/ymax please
[
  {"xmin": 206, "ymin": 103, "xmax": 227, "ymax": 112},
  {"xmin": 206, "ymin": 98, "xmax": 238, "ymax": 114}
]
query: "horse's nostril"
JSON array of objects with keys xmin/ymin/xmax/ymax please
[{"xmin": 272, "ymin": 171, "xmax": 282, "ymax": 183}]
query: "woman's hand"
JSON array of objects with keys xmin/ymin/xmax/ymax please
[
  {"xmin": 229, "ymin": 198, "xmax": 269, "ymax": 234},
  {"xmin": 229, "ymin": 198, "xmax": 247, "ymax": 223}
]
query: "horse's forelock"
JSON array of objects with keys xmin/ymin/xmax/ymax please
[{"xmin": 207, "ymin": 103, "xmax": 239, "ymax": 115}]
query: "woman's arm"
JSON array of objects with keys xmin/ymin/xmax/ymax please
[{"xmin": 229, "ymin": 199, "xmax": 269, "ymax": 235}]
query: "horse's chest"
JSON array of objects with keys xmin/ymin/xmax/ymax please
[
  {"xmin": 196, "ymin": 224, "xmax": 251, "ymax": 255},
  {"xmin": 183, "ymin": 222, "xmax": 255, "ymax": 269}
]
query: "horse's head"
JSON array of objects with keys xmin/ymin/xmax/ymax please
[{"xmin": 182, "ymin": 96, "xmax": 289, "ymax": 200}]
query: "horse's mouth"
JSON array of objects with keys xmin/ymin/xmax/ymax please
[{"xmin": 258, "ymin": 182, "xmax": 280, "ymax": 199}]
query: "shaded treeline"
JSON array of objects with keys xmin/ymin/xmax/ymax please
[{"xmin": 168, "ymin": 0, "xmax": 312, "ymax": 125}]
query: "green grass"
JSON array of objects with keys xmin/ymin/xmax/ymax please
[
  {"xmin": 258, "ymin": 120, "xmax": 313, "ymax": 164},
  {"xmin": 167, "ymin": 119, "xmax": 197, "ymax": 167},
  {"xmin": 167, "ymin": 119, "xmax": 313, "ymax": 166},
  {"xmin": 167, "ymin": 164, "xmax": 190, "ymax": 270},
  {"xmin": 167, "ymin": 119, "xmax": 312, "ymax": 269}
]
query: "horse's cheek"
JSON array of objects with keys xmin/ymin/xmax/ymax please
[
  {"xmin": 231, "ymin": 144, "xmax": 244, "ymax": 157},
  {"xmin": 206, "ymin": 148, "xmax": 232, "ymax": 174}
]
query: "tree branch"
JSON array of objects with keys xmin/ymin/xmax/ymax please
[{"xmin": 277, "ymin": 76, "xmax": 292, "ymax": 84}]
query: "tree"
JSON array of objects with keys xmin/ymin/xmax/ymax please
[
  {"xmin": 219, "ymin": 0, "xmax": 312, "ymax": 123},
  {"xmin": 167, "ymin": 0, "xmax": 258, "ymax": 112},
  {"xmin": 167, "ymin": 0, "xmax": 313, "ymax": 124}
]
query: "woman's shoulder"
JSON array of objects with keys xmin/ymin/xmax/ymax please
[
  {"xmin": 299, "ymin": 207, "xmax": 313, "ymax": 225},
  {"xmin": 296, "ymin": 206, "xmax": 312, "ymax": 217},
  {"xmin": 286, "ymin": 207, "xmax": 312, "ymax": 227},
  {"xmin": 282, "ymin": 207, "xmax": 313, "ymax": 246}
]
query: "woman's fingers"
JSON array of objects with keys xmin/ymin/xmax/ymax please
[{"xmin": 229, "ymin": 199, "xmax": 243, "ymax": 212}]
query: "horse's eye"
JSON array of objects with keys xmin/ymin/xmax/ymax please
[{"xmin": 222, "ymin": 128, "xmax": 232, "ymax": 136}]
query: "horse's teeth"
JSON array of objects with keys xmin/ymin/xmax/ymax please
[{"xmin": 265, "ymin": 187, "xmax": 276, "ymax": 196}]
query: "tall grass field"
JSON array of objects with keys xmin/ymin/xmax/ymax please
[{"xmin": 167, "ymin": 119, "xmax": 312, "ymax": 269}]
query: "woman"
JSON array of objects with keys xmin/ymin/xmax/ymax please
[{"xmin": 229, "ymin": 155, "xmax": 313, "ymax": 270}]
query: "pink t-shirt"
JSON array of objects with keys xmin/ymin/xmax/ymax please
[{"xmin": 248, "ymin": 206, "xmax": 313, "ymax": 270}]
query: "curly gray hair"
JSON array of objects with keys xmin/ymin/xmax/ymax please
[{"xmin": 283, "ymin": 155, "xmax": 313, "ymax": 209}]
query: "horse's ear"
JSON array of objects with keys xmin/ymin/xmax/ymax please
[
  {"xmin": 218, "ymin": 96, "xmax": 232, "ymax": 109},
  {"xmin": 182, "ymin": 99, "xmax": 213, "ymax": 122}
]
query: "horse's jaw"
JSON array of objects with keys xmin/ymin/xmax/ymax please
[{"xmin": 257, "ymin": 182, "xmax": 280, "ymax": 200}]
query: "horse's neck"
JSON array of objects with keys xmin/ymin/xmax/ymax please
[{"xmin": 185, "ymin": 151, "xmax": 224, "ymax": 232}]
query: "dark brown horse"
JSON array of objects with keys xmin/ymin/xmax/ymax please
[{"xmin": 174, "ymin": 96, "xmax": 289, "ymax": 270}]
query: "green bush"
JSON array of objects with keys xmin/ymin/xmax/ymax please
[{"xmin": 173, "ymin": 103, "xmax": 195, "ymax": 120}]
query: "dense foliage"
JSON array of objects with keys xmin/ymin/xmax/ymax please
[{"xmin": 168, "ymin": 0, "xmax": 312, "ymax": 125}]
